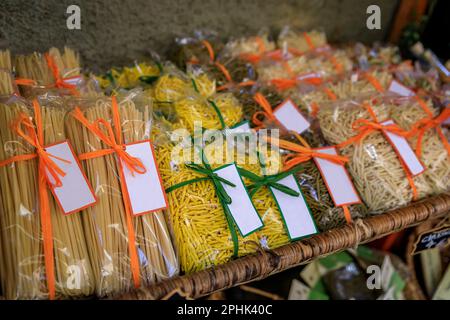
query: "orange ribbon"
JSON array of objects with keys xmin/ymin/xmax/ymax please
[
  {"xmin": 363, "ymin": 73, "xmax": 385, "ymax": 93},
  {"xmin": 408, "ymin": 108, "xmax": 450, "ymax": 158},
  {"xmin": 303, "ymin": 32, "xmax": 315, "ymax": 50},
  {"xmin": 44, "ymin": 54, "xmax": 80, "ymax": 95},
  {"xmin": 337, "ymin": 102, "xmax": 419, "ymax": 200},
  {"xmin": 201, "ymin": 40, "xmax": 215, "ymax": 62},
  {"xmin": 0, "ymin": 99, "xmax": 72, "ymax": 300},
  {"xmin": 268, "ymin": 133, "xmax": 349, "ymax": 171},
  {"xmin": 251, "ymin": 92, "xmax": 277, "ymax": 129},
  {"xmin": 71, "ymin": 96, "xmax": 145, "ymax": 289},
  {"xmin": 267, "ymin": 132, "xmax": 353, "ymax": 223},
  {"xmin": 270, "ymin": 75, "xmax": 323, "ymax": 91}
]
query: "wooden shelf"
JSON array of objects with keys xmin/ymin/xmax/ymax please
[{"xmin": 116, "ymin": 193, "xmax": 450, "ymax": 300}]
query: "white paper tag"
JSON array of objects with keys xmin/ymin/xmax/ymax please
[
  {"xmin": 351, "ymin": 73, "xmax": 359, "ymax": 83},
  {"xmin": 297, "ymin": 72, "xmax": 322, "ymax": 81},
  {"xmin": 388, "ymin": 80, "xmax": 415, "ymax": 97},
  {"xmin": 313, "ymin": 147, "xmax": 361, "ymax": 206},
  {"xmin": 45, "ymin": 141, "xmax": 97, "ymax": 215},
  {"xmin": 273, "ymin": 100, "xmax": 311, "ymax": 134},
  {"xmin": 120, "ymin": 140, "xmax": 168, "ymax": 215},
  {"xmin": 381, "ymin": 120, "xmax": 425, "ymax": 176},
  {"xmin": 269, "ymin": 174, "xmax": 317, "ymax": 240},
  {"xmin": 214, "ymin": 163, "xmax": 263, "ymax": 236}
]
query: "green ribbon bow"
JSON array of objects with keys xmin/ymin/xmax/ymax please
[
  {"xmin": 165, "ymin": 149, "xmax": 241, "ymax": 257},
  {"xmin": 138, "ymin": 75, "xmax": 159, "ymax": 85},
  {"xmin": 237, "ymin": 166, "xmax": 301, "ymax": 198}
]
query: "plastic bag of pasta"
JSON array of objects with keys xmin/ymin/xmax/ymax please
[
  {"xmin": 0, "ymin": 94, "xmax": 96, "ymax": 299},
  {"xmin": 95, "ymin": 59, "xmax": 163, "ymax": 94},
  {"xmin": 223, "ymin": 28, "xmax": 276, "ymax": 63},
  {"xmin": 317, "ymin": 96, "xmax": 434, "ymax": 213},
  {"xmin": 173, "ymin": 90, "xmax": 243, "ymax": 134},
  {"xmin": 168, "ymin": 30, "xmax": 224, "ymax": 70},
  {"xmin": 15, "ymin": 47, "xmax": 96, "ymax": 98},
  {"xmin": 65, "ymin": 90, "xmax": 178, "ymax": 297},
  {"xmin": 277, "ymin": 26, "xmax": 328, "ymax": 54},
  {"xmin": 266, "ymin": 131, "xmax": 368, "ymax": 231},
  {"xmin": 389, "ymin": 95, "xmax": 450, "ymax": 194}
]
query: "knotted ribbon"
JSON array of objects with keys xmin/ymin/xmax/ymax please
[
  {"xmin": 165, "ymin": 149, "xmax": 241, "ymax": 257},
  {"xmin": 336, "ymin": 102, "xmax": 419, "ymax": 200},
  {"xmin": 71, "ymin": 96, "xmax": 147, "ymax": 289},
  {"xmin": 0, "ymin": 99, "xmax": 72, "ymax": 299},
  {"xmin": 267, "ymin": 132, "xmax": 354, "ymax": 223}
]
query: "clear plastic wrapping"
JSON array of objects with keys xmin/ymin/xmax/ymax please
[
  {"xmin": 390, "ymin": 96, "xmax": 450, "ymax": 194},
  {"xmin": 277, "ymin": 27, "xmax": 327, "ymax": 53},
  {"xmin": 0, "ymin": 94, "xmax": 95, "ymax": 299},
  {"xmin": 223, "ymin": 29, "xmax": 276, "ymax": 61},
  {"xmin": 317, "ymin": 97, "xmax": 433, "ymax": 213},
  {"xmin": 64, "ymin": 91, "xmax": 178, "ymax": 297}
]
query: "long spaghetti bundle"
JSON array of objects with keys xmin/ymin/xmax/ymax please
[
  {"xmin": 224, "ymin": 32, "xmax": 275, "ymax": 60},
  {"xmin": 0, "ymin": 96, "xmax": 95, "ymax": 299},
  {"xmin": 65, "ymin": 93, "xmax": 178, "ymax": 296},
  {"xmin": 0, "ymin": 50, "xmax": 15, "ymax": 95},
  {"xmin": 318, "ymin": 98, "xmax": 432, "ymax": 213}
]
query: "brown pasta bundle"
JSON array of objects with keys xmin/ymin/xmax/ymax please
[
  {"xmin": 318, "ymin": 98, "xmax": 433, "ymax": 213},
  {"xmin": 0, "ymin": 96, "xmax": 95, "ymax": 299},
  {"xmin": 65, "ymin": 93, "xmax": 178, "ymax": 297},
  {"xmin": 390, "ymin": 97, "xmax": 450, "ymax": 194}
]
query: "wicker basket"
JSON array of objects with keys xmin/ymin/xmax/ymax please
[{"xmin": 115, "ymin": 193, "xmax": 450, "ymax": 300}]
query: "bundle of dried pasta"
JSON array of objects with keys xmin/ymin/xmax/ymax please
[
  {"xmin": 65, "ymin": 92, "xmax": 178, "ymax": 297},
  {"xmin": 390, "ymin": 96, "xmax": 450, "ymax": 194},
  {"xmin": 267, "ymin": 132, "xmax": 368, "ymax": 231},
  {"xmin": 169, "ymin": 33, "xmax": 224, "ymax": 70},
  {"xmin": 15, "ymin": 47, "xmax": 83, "ymax": 97},
  {"xmin": 174, "ymin": 91, "xmax": 243, "ymax": 133},
  {"xmin": 96, "ymin": 60, "xmax": 163, "ymax": 94},
  {"xmin": 318, "ymin": 97, "xmax": 433, "ymax": 213},
  {"xmin": 290, "ymin": 69, "xmax": 393, "ymax": 117},
  {"xmin": 277, "ymin": 27, "xmax": 327, "ymax": 54},
  {"xmin": 223, "ymin": 30, "xmax": 276, "ymax": 63},
  {"xmin": 0, "ymin": 95, "xmax": 96, "ymax": 299},
  {"xmin": 157, "ymin": 139, "xmax": 260, "ymax": 273},
  {"xmin": 0, "ymin": 50, "xmax": 16, "ymax": 95},
  {"xmin": 152, "ymin": 63, "xmax": 196, "ymax": 104}
]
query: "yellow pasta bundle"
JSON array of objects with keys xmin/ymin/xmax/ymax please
[
  {"xmin": 0, "ymin": 50, "xmax": 16, "ymax": 95},
  {"xmin": 65, "ymin": 92, "xmax": 179, "ymax": 297},
  {"xmin": 318, "ymin": 97, "xmax": 433, "ymax": 213},
  {"xmin": 0, "ymin": 96, "xmax": 95, "ymax": 299},
  {"xmin": 174, "ymin": 92, "xmax": 243, "ymax": 133}
]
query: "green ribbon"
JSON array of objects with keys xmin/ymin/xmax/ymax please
[
  {"xmin": 237, "ymin": 166, "xmax": 301, "ymax": 198},
  {"xmin": 165, "ymin": 149, "xmax": 240, "ymax": 257},
  {"xmin": 190, "ymin": 78, "xmax": 226, "ymax": 130},
  {"xmin": 139, "ymin": 75, "xmax": 159, "ymax": 84}
]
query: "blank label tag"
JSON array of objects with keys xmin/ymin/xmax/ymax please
[
  {"xmin": 214, "ymin": 163, "xmax": 263, "ymax": 236},
  {"xmin": 313, "ymin": 147, "xmax": 361, "ymax": 206},
  {"xmin": 269, "ymin": 174, "xmax": 317, "ymax": 240},
  {"xmin": 381, "ymin": 120, "xmax": 425, "ymax": 176},
  {"xmin": 273, "ymin": 100, "xmax": 310, "ymax": 134},
  {"xmin": 388, "ymin": 80, "xmax": 415, "ymax": 97},
  {"xmin": 45, "ymin": 141, "xmax": 97, "ymax": 215},
  {"xmin": 120, "ymin": 140, "xmax": 168, "ymax": 215}
]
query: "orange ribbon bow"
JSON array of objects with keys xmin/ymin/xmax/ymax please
[
  {"xmin": 71, "ymin": 96, "xmax": 146, "ymax": 289},
  {"xmin": 251, "ymin": 92, "xmax": 278, "ymax": 130},
  {"xmin": 0, "ymin": 99, "xmax": 72, "ymax": 300},
  {"xmin": 270, "ymin": 74, "xmax": 323, "ymax": 91},
  {"xmin": 337, "ymin": 102, "xmax": 419, "ymax": 200},
  {"xmin": 267, "ymin": 132, "xmax": 353, "ymax": 223},
  {"xmin": 409, "ymin": 108, "xmax": 450, "ymax": 158}
]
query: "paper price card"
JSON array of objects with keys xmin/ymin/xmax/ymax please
[
  {"xmin": 273, "ymin": 99, "xmax": 311, "ymax": 134},
  {"xmin": 45, "ymin": 141, "xmax": 97, "ymax": 215},
  {"xmin": 120, "ymin": 140, "xmax": 168, "ymax": 215}
]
